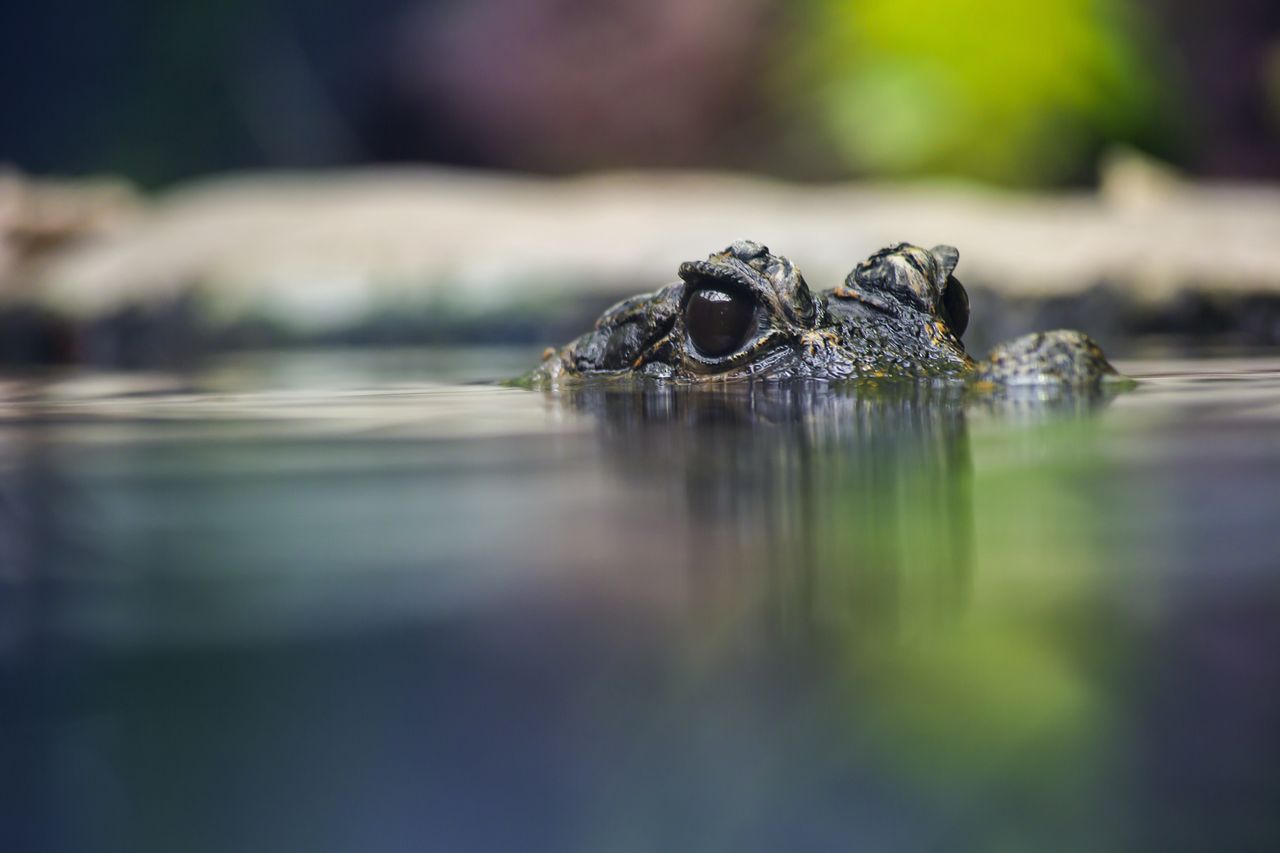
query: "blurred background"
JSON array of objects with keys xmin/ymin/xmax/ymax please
[
  {"xmin": 0, "ymin": 0, "xmax": 1278, "ymax": 364},
  {"xmin": 4, "ymin": 0, "xmax": 1278, "ymax": 184}
]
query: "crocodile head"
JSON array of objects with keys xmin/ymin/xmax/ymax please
[{"xmin": 527, "ymin": 241, "xmax": 1117, "ymax": 386}]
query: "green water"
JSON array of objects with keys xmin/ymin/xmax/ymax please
[{"xmin": 3, "ymin": 349, "xmax": 1279, "ymax": 852}]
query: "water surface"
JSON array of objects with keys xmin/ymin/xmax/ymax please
[{"xmin": 3, "ymin": 349, "xmax": 1279, "ymax": 852}]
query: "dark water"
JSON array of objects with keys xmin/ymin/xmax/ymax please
[{"xmin": 3, "ymin": 349, "xmax": 1280, "ymax": 852}]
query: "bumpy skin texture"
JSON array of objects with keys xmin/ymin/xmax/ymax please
[
  {"xmin": 970, "ymin": 330, "xmax": 1116, "ymax": 386},
  {"xmin": 528, "ymin": 241, "xmax": 1120, "ymax": 387}
]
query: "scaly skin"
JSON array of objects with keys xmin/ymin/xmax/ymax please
[{"xmin": 526, "ymin": 240, "xmax": 1122, "ymax": 387}]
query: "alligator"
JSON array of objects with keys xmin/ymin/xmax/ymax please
[{"xmin": 525, "ymin": 241, "xmax": 1123, "ymax": 387}]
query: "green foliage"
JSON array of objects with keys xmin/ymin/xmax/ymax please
[{"xmin": 789, "ymin": 0, "xmax": 1180, "ymax": 184}]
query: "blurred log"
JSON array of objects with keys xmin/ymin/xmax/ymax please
[{"xmin": 5, "ymin": 155, "xmax": 1280, "ymax": 362}]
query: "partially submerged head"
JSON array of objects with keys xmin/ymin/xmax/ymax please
[{"xmin": 528, "ymin": 240, "xmax": 976, "ymax": 385}]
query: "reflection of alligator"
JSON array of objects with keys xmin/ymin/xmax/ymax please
[
  {"xmin": 528, "ymin": 241, "xmax": 1123, "ymax": 386},
  {"xmin": 557, "ymin": 383, "xmax": 976, "ymax": 636},
  {"xmin": 556, "ymin": 380, "xmax": 1120, "ymax": 638}
]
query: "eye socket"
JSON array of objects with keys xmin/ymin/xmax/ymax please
[
  {"xmin": 685, "ymin": 287, "xmax": 756, "ymax": 359},
  {"xmin": 938, "ymin": 275, "xmax": 969, "ymax": 338}
]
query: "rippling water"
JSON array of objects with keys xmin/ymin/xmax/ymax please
[{"xmin": 3, "ymin": 348, "xmax": 1279, "ymax": 852}]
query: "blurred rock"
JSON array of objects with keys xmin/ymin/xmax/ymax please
[
  {"xmin": 5, "ymin": 164, "xmax": 1280, "ymax": 364},
  {"xmin": 0, "ymin": 169, "xmax": 139, "ymax": 284},
  {"xmin": 1098, "ymin": 147, "xmax": 1187, "ymax": 210}
]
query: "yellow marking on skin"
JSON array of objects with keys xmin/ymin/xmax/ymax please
[
  {"xmin": 541, "ymin": 347, "xmax": 556, "ymax": 361},
  {"xmin": 926, "ymin": 320, "xmax": 959, "ymax": 350},
  {"xmin": 800, "ymin": 330, "xmax": 839, "ymax": 354},
  {"xmin": 929, "ymin": 322, "xmax": 944, "ymax": 345},
  {"xmin": 632, "ymin": 332, "xmax": 676, "ymax": 369}
]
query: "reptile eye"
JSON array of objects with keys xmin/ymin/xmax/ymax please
[
  {"xmin": 686, "ymin": 287, "xmax": 755, "ymax": 358},
  {"xmin": 939, "ymin": 275, "xmax": 969, "ymax": 338}
]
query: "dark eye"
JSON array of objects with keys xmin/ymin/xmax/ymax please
[
  {"xmin": 938, "ymin": 275, "xmax": 969, "ymax": 338},
  {"xmin": 685, "ymin": 287, "xmax": 755, "ymax": 358}
]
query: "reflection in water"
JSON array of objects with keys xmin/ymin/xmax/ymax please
[
  {"xmin": 547, "ymin": 383, "xmax": 1129, "ymax": 851},
  {"xmin": 1, "ymin": 364, "xmax": 1277, "ymax": 853},
  {"xmin": 561, "ymin": 383, "xmax": 978, "ymax": 644}
]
